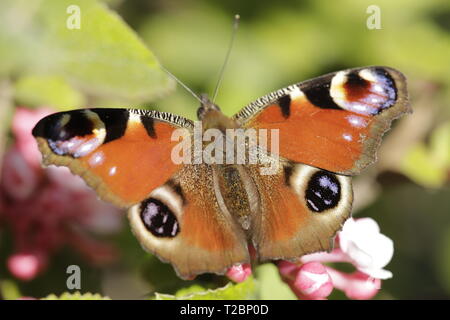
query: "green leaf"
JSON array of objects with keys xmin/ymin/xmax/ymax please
[
  {"xmin": 154, "ymin": 277, "xmax": 256, "ymax": 300},
  {"xmin": 401, "ymin": 122, "xmax": 450, "ymax": 188},
  {"xmin": 41, "ymin": 291, "xmax": 111, "ymax": 300},
  {"xmin": 0, "ymin": 0, "xmax": 173, "ymax": 103},
  {"xmin": 255, "ymin": 264, "xmax": 296, "ymax": 300},
  {"xmin": 14, "ymin": 75, "xmax": 85, "ymax": 109},
  {"xmin": 436, "ymin": 226, "xmax": 450, "ymax": 295},
  {"xmin": 0, "ymin": 280, "xmax": 22, "ymax": 300}
]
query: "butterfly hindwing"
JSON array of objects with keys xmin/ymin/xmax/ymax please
[
  {"xmin": 246, "ymin": 160, "xmax": 352, "ymax": 262},
  {"xmin": 128, "ymin": 163, "xmax": 249, "ymax": 279},
  {"xmin": 234, "ymin": 66, "xmax": 411, "ymax": 175}
]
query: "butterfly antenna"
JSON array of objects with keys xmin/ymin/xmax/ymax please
[
  {"xmin": 212, "ymin": 14, "xmax": 240, "ymax": 103},
  {"xmin": 160, "ymin": 65, "xmax": 203, "ymax": 104}
]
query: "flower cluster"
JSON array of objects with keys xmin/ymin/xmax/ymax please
[
  {"xmin": 227, "ymin": 217, "xmax": 394, "ymax": 300},
  {"xmin": 0, "ymin": 108, "xmax": 123, "ymax": 281}
]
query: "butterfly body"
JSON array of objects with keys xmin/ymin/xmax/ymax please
[{"xmin": 32, "ymin": 66, "xmax": 410, "ymax": 278}]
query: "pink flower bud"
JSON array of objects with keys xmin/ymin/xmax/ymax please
[
  {"xmin": 7, "ymin": 253, "xmax": 45, "ymax": 281},
  {"xmin": 277, "ymin": 260, "xmax": 299, "ymax": 278},
  {"xmin": 295, "ymin": 262, "xmax": 333, "ymax": 299},
  {"xmin": 278, "ymin": 261, "xmax": 333, "ymax": 300},
  {"xmin": 344, "ymin": 272, "xmax": 381, "ymax": 300},
  {"xmin": 327, "ymin": 268, "xmax": 381, "ymax": 300},
  {"xmin": 226, "ymin": 263, "xmax": 252, "ymax": 283}
]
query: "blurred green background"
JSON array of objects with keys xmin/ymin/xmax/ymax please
[{"xmin": 0, "ymin": 0, "xmax": 449, "ymax": 299}]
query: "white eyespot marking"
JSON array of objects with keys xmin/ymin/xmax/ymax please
[
  {"xmin": 308, "ymin": 199, "xmax": 319, "ymax": 211},
  {"xmin": 330, "ymin": 68, "xmax": 397, "ymax": 116},
  {"xmin": 129, "ymin": 112, "xmax": 142, "ymax": 124},
  {"xmin": 343, "ymin": 133, "xmax": 353, "ymax": 141},
  {"xmin": 280, "ymin": 163, "xmax": 353, "ymax": 254},
  {"xmin": 370, "ymin": 97, "xmax": 379, "ymax": 104},
  {"xmin": 59, "ymin": 114, "xmax": 71, "ymax": 127},
  {"xmin": 127, "ymin": 182, "xmax": 185, "ymax": 253},
  {"xmin": 373, "ymin": 84, "xmax": 384, "ymax": 93},
  {"xmin": 49, "ymin": 111, "xmax": 107, "ymax": 158},
  {"xmin": 289, "ymin": 86, "xmax": 304, "ymax": 100},
  {"xmin": 148, "ymin": 184, "xmax": 184, "ymax": 218},
  {"xmin": 359, "ymin": 69, "xmax": 377, "ymax": 82},
  {"xmin": 49, "ymin": 135, "xmax": 105, "ymax": 158},
  {"xmin": 88, "ymin": 151, "xmax": 105, "ymax": 167},
  {"xmin": 78, "ymin": 138, "xmax": 100, "ymax": 155},
  {"xmin": 329, "ymin": 71, "xmax": 348, "ymax": 102},
  {"xmin": 288, "ymin": 164, "xmax": 352, "ymax": 212},
  {"xmin": 109, "ymin": 166, "xmax": 117, "ymax": 176},
  {"xmin": 317, "ymin": 174, "xmax": 339, "ymax": 199},
  {"xmin": 333, "ymin": 71, "xmax": 348, "ymax": 86},
  {"xmin": 138, "ymin": 197, "xmax": 180, "ymax": 239},
  {"xmin": 346, "ymin": 115, "xmax": 367, "ymax": 128},
  {"xmin": 348, "ymin": 103, "xmax": 373, "ymax": 114}
]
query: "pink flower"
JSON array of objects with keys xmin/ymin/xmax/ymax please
[
  {"xmin": 224, "ymin": 218, "xmax": 392, "ymax": 300},
  {"xmin": 338, "ymin": 218, "xmax": 393, "ymax": 279},
  {"xmin": 7, "ymin": 253, "xmax": 46, "ymax": 281},
  {"xmin": 226, "ymin": 245, "xmax": 255, "ymax": 283},
  {"xmin": 279, "ymin": 261, "xmax": 333, "ymax": 300},
  {"xmin": 226, "ymin": 263, "xmax": 252, "ymax": 283},
  {"xmin": 277, "ymin": 217, "xmax": 394, "ymax": 300},
  {"xmin": 0, "ymin": 107, "xmax": 123, "ymax": 281},
  {"xmin": 327, "ymin": 269, "xmax": 380, "ymax": 300}
]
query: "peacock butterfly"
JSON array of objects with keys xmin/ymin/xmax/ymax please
[{"xmin": 32, "ymin": 66, "xmax": 410, "ymax": 279}]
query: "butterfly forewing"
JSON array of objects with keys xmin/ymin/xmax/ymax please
[
  {"xmin": 32, "ymin": 108, "xmax": 193, "ymax": 207},
  {"xmin": 234, "ymin": 66, "xmax": 411, "ymax": 175}
]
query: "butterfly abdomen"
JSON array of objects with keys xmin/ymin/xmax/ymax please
[{"xmin": 213, "ymin": 165, "xmax": 260, "ymax": 232}]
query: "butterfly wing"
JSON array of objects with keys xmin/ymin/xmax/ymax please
[
  {"xmin": 237, "ymin": 66, "xmax": 409, "ymax": 260},
  {"xmin": 246, "ymin": 160, "xmax": 352, "ymax": 261},
  {"xmin": 128, "ymin": 163, "xmax": 249, "ymax": 279},
  {"xmin": 33, "ymin": 108, "xmax": 249, "ymax": 278},
  {"xmin": 234, "ymin": 66, "xmax": 411, "ymax": 175},
  {"xmin": 33, "ymin": 108, "xmax": 192, "ymax": 207}
]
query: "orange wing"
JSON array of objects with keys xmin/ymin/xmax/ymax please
[
  {"xmin": 248, "ymin": 162, "xmax": 352, "ymax": 261},
  {"xmin": 128, "ymin": 163, "xmax": 249, "ymax": 279},
  {"xmin": 34, "ymin": 110, "xmax": 249, "ymax": 278},
  {"xmin": 234, "ymin": 66, "xmax": 411, "ymax": 175},
  {"xmin": 32, "ymin": 108, "xmax": 193, "ymax": 207}
]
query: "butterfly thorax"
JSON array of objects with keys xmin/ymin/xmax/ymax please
[{"xmin": 197, "ymin": 94, "xmax": 239, "ymax": 131}]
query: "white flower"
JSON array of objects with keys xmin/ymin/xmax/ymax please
[{"xmin": 338, "ymin": 218, "xmax": 394, "ymax": 279}]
